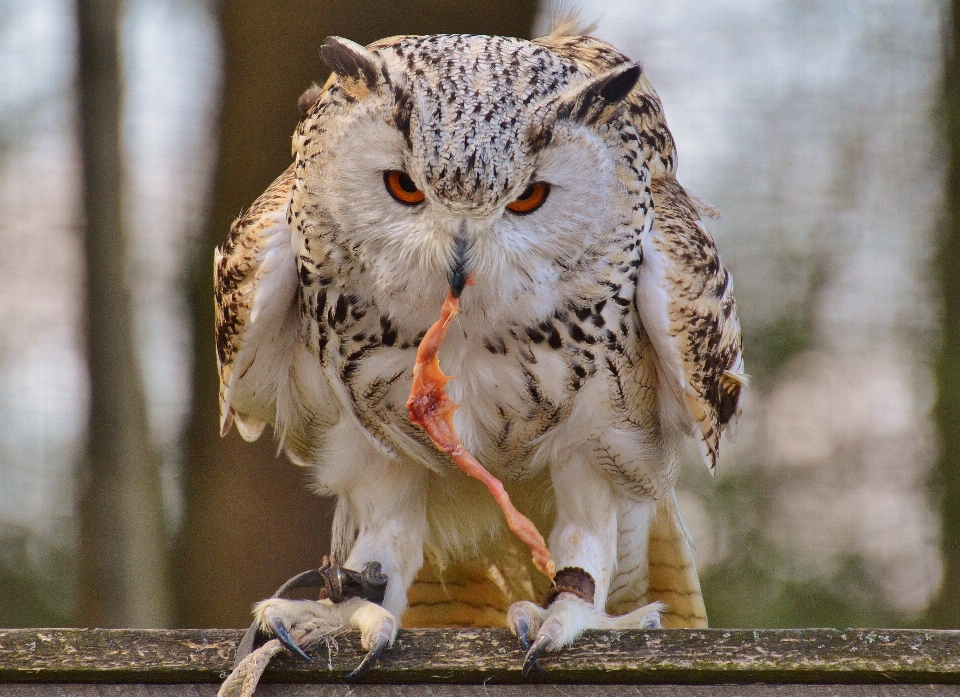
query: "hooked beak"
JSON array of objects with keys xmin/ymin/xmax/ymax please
[{"xmin": 448, "ymin": 229, "xmax": 469, "ymax": 298}]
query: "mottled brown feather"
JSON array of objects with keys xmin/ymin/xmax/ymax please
[
  {"xmin": 214, "ymin": 165, "xmax": 295, "ymax": 437},
  {"xmin": 535, "ymin": 32, "xmax": 744, "ymax": 472}
]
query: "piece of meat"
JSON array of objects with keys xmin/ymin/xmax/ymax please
[{"xmin": 406, "ymin": 291, "xmax": 556, "ymax": 580}]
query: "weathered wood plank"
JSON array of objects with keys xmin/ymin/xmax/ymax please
[
  {"xmin": 2, "ymin": 629, "xmax": 960, "ymax": 685},
  {"xmin": 3, "ymin": 686, "xmax": 960, "ymax": 696}
]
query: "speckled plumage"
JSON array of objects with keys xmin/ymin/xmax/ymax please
[{"xmin": 215, "ymin": 23, "xmax": 744, "ymax": 669}]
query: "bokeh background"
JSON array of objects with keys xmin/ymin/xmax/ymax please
[{"xmin": 1, "ymin": 0, "xmax": 957, "ymax": 629}]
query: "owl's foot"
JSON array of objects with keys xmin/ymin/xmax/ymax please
[
  {"xmin": 253, "ymin": 596, "xmax": 397, "ymax": 677},
  {"xmin": 235, "ymin": 557, "xmax": 393, "ymax": 678},
  {"xmin": 507, "ymin": 567, "xmax": 663, "ymax": 677}
]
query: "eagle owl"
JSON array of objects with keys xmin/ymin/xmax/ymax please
[{"xmin": 215, "ymin": 21, "xmax": 744, "ymax": 678}]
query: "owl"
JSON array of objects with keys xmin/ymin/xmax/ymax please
[{"xmin": 215, "ymin": 19, "xmax": 745, "ymax": 680}]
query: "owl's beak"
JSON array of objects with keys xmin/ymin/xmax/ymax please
[
  {"xmin": 448, "ymin": 231, "xmax": 469, "ymax": 298},
  {"xmin": 449, "ymin": 268, "xmax": 468, "ymax": 298}
]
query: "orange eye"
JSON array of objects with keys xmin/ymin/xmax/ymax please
[
  {"xmin": 506, "ymin": 182, "xmax": 550, "ymax": 214},
  {"xmin": 384, "ymin": 170, "xmax": 425, "ymax": 205}
]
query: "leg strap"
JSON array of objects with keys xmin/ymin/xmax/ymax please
[
  {"xmin": 269, "ymin": 555, "xmax": 388, "ymax": 604},
  {"xmin": 234, "ymin": 556, "xmax": 388, "ymax": 667},
  {"xmin": 542, "ymin": 566, "xmax": 595, "ymax": 607}
]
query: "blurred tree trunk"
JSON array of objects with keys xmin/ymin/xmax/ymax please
[
  {"xmin": 929, "ymin": 0, "xmax": 960, "ymax": 628},
  {"xmin": 176, "ymin": 1, "xmax": 537, "ymax": 628},
  {"xmin": 76, "ymin": 0, "xmax": 171, "ymax": 627}
]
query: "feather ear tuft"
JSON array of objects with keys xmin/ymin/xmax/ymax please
[
  {"xmin": 298, "ymin": 83, "xmax": 323, "ymax": 116},
  {"xmin": 527, "ymin": 62, "xmax": 642, "ymax": 151},
  {"xmin": 598, "ymin": 64, "xmax": 642, "ymax": 103},
  {"xmin": 555, "ymin": 62, "xmax": 641, "ymax": 125},
  {"xmin": 321, "ymin": 36, "xmax": 381, "ymax": 98}
]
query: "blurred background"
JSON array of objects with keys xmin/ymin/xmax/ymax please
[{"xmin": 0, "ymin": 0, "xmax": 956, "ymax": 629}]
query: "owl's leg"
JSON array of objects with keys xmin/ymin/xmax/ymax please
[
  {"xmin": 507, "ymin": 450, "xmax": 662, "ymax": 675},
  {"xmin": 243, "ymin": 432, "xmax": 428, "ymax": 677}
]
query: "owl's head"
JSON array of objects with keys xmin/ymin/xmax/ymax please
[{"xmin": 293, "ymin": 34, "xmax": 646, "ymax": 320}]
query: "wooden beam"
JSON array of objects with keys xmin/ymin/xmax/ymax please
[
  {"xmin": 2, "ymin": 686, "xmax": 960, "ymax": 697},
  {"xmin": 3, "ymin": 628, "xmax": 960, "ymax": 686}
]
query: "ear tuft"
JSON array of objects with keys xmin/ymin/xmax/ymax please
[
  {"xmin": 320, "ymin": 36, "xmax": 380, "ymax": 96},
  {"xmin": 298, "ymin": 83, "xmax": 323, "ymax": 116},
  {"xmin": 527, "ymin": 61, "xmax": 643, "ymax": 151},
  {"xmin": 598, "ymin": 64, "xmax": 641, "ymax": 103},
  {"xmin": 564, "ymin": 62, "xmax": 641, "ymax": 121}
]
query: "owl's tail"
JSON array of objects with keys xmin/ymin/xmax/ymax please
[
  {"xmin": 606, "ymin": 490, "xmax": 707, "ymax": 628},
  {"xmin": 402, "ymin": 543, "xmax": 540, "ymax": 628},
  {"xmin": 404, "ymin": 491, "xmax": 706, "ymax": 629},
  {"xmin": 647, "ymin": 491, "xmax": 708, "ymax": 628}
]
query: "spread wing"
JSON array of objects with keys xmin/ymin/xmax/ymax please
[
  {"xmin": 536, "ymin": 31, "xmax": 746, "ymax": 473},
  {"xmin": 215, "ymin": 165, "xmax": 301, "ymax": 441}
]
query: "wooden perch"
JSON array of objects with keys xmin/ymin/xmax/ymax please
[{"xmin": 2, "ymin": 628, "xmax": 960, "ymax": 695}]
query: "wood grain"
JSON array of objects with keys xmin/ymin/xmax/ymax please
[
  {"xmin": 3, "ymin": 685, "xmax": 960, "ymax": 696},
  {"xmin": 3, "ymin": 629, "xmax": 960, "ymax": 685}
]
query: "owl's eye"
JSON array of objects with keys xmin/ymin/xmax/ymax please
[
  {"xmin": 384, "ymin": 170, "xmax": 425, "ymax": 205},
  {"xmin": 506, "ymin": 182, "xmax": 550, "ymax": 214}
]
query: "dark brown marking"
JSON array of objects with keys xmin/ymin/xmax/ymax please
[{"xmin": 544, "ymin": 567, "xmax": 596, "ymax": 607}]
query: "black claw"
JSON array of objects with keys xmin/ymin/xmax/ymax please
[
  {"xmin": 268, "ymin": 616, "xmax": 314, "ymax": 663},
  {"xmin": 522, "ymin": 633, "xmax": 552, "ymax": 678},
  {"xmin": 234, "ymin": 558, "xmax": 390, "ymax": 668},
  {"xmin": 345, "ymin": 634, "xmax": 389, "ymax": 679},
  {"xmin": 525, "ymin": 655, "xmax": 547, "ymax": 677},
  {"xmin": 269, "ymin": 557, "xmax": 388, "ymax": 605},
  {"xmin": 514, "ymin": 618, "xmax": 531, "ymax": 652},
  {"xmin": 234, "ymin": 566, "xmax": 331, "ymax": 668}
]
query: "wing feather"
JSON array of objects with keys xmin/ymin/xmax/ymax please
[
  {"xmin": 215, "ymin": 165, "xmax": 300, "ymax": 440},
  {"xmin": 637, "ymin": 178, "xmax": 745, "ymax": 473},
  {"xmin": 534, "ymin": 31, "xmax": 745, "ymax": 473}
]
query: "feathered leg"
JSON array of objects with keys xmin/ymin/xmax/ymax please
[
  {"xmin": 507, "ymin": 447, "xmax": 661, "ymax": 675},
  {"xmin": 246, "ymin": 431, "xmax": 428, "ymax": 677}
]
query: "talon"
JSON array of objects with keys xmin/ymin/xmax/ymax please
[
  {"xmin": 234, "ymin": 564, "xmax": 334, "ymax": 667},
  {"xmin": 268, "ymin": 615, "xmax": 313, "ymax": 663},
  {"xmin": 514, "ymin": 617, "xmax": 531, "ymax": 652},
  {"xmin": 522, "ymin": 632, "xmax": 552, "ymax": 677},
  {"xmin": 345, "ymin": 633, "xmax": 389, "ymax": 678}
]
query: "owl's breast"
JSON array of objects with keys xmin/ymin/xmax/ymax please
[
  {"xmin": 343, "ymin": 289, "xmax": 659, "ymax": 487},
  {"xmin": 440, "ymin": 316, "xmax": 672, "ymax": 498},
  {"xmin": 335, "ymin": 329, "xmax": 577, "ymax": 484},
  {"xmin": 309, "ymin": 243, "xmax": 661, "ymax": 485}
]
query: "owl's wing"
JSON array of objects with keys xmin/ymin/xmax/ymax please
[
  {"xmin": 533, "ymin": 31, "xmax": 744, "ymax": 472},
  {"xmin": 215, "ymin": 164, "xmax": 301, "ymax": 441},
  {"xmin": 636, "ymin": 177, "xmax": 746, "ymax": 473}
]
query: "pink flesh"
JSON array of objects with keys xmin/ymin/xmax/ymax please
[{"xmin": 406, "ymin": 291, "xmax": 556, "ymax": 580}]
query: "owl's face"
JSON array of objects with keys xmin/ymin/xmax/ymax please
[{"xmin": 293, "ymin": 35, "xmax": 644, "ymax": 324}]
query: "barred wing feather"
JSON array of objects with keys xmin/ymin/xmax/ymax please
[
  {"xmin": 636, "ymin": 178, "xmax": 745, "ymax": 473},
  {"xmin": 214, "ymin": 165, "xmax": 301, "ymax": 442}
]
